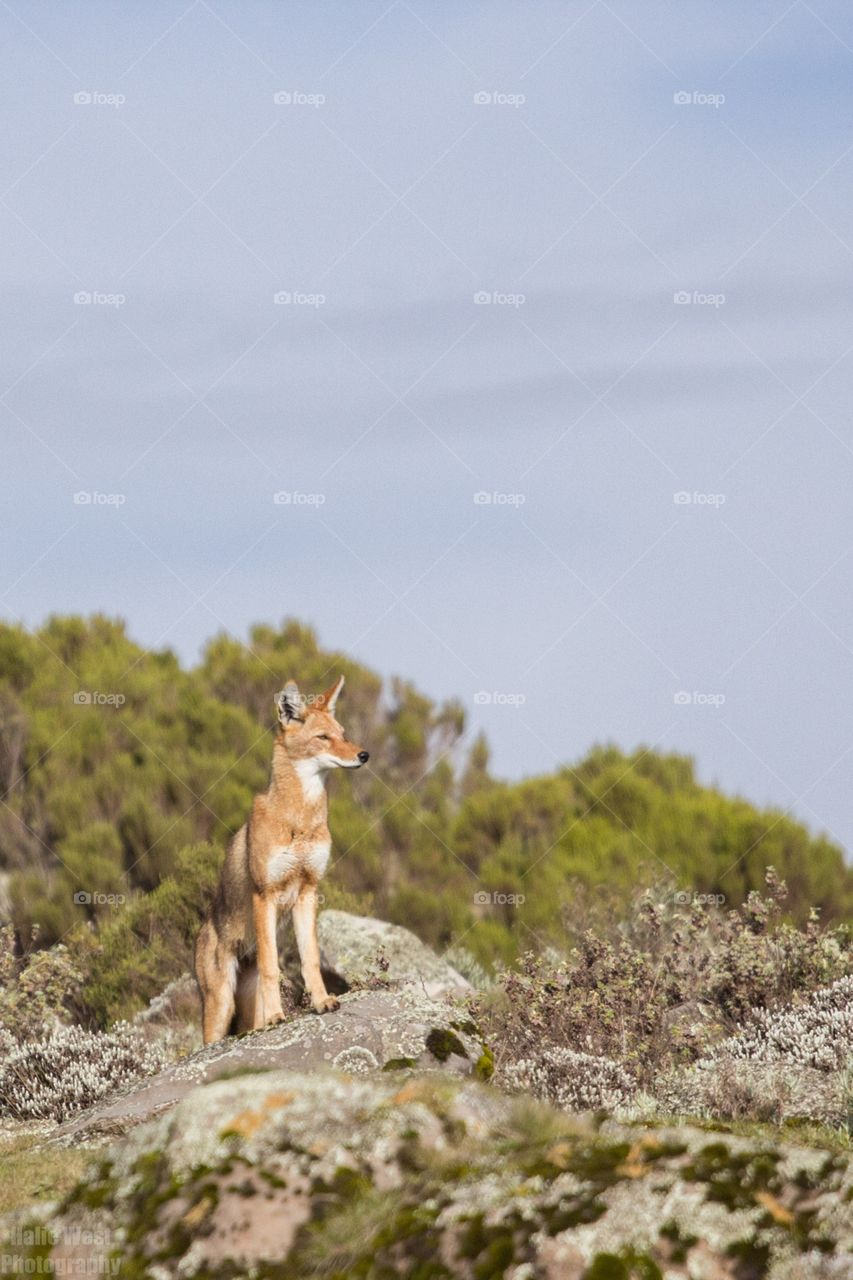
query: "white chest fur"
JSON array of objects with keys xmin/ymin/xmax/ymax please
[
  {"xmin": 264, "ymin": 759, "xmax": 331, "ymax": 891},
  {"xmin": 304, "ymin": 840, "xmax": 331, "ymax": 878},
  {"xmin": 266, "ymin": 840, "xmax": 331, "ymax": 888},
  {"xmin": 266, "ymin": 848, "xmax": 299, "ymax": 884}
]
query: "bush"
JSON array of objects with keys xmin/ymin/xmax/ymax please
[
  {"xmin": 653, "ymin": 973, "xmax": 853, "ymax": 1127},
  {"xmin": 4, "ymin": 613, "xmax": 852, "ymax": 971},
  {"xmin": 80, "ymin": 841, "xmax": 221, "ymax": 1026},
  {"xmin": 476, "ymin": 871, "xmax": 853, "ymax": 1089},
  {"xmin": 650, "ymin": 972, "xmax": 850, "ymax": 1126},
  {"xmin": 0, "ymin": 1022, "xmax": 167, "ymax": 1121},
  {"xmin": 497, "ymin": 1047, "xmax": 634, "ymax": 1111},
  {"xmin": 0, "ymin": 924, "xmax": 84, "ymax": 1038},
  {"xmin": 719, "ymin": 973, "xmax": 853, "ymax": 1071},
  {"xmin": 653, "ymin": 1057, "xmax": 849, "ymax": 1127}
]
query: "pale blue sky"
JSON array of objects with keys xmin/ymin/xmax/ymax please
[{"xmin": 2, "ymin": 1, "xmax": 853, "ymax": 867}]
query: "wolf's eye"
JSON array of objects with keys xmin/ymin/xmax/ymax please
[{"xmin": 316, "ymin": 733, "xmax": 330, "ymax": 742}]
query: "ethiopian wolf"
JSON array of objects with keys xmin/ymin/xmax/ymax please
[{"xmin": 195, "ymin": 676, "xmax": 368, "ymax": 1044}]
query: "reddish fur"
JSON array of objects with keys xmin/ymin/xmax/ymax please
[{"xmin": 194, "ymin": 676, "xmax": 367, "ymax": 1044}]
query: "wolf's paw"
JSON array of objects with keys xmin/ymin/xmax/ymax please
[
  {"xmin": 254, "ymin": 1011, "xmax": 285, "ymax": 1031},
  {"xmin": 312, "ymin": 994, "xmax": 340, "ymax": 1014}
]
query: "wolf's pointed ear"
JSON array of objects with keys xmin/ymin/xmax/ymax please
[
  {"xmin": 275, "ymin": 681, "xmax": 303, "ymax": 724},
  {"xmin": 318, "ymin": 674, "xmax": 345, "ymax": 714}
]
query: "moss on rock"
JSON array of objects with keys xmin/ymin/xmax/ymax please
[
  {"xmin": 425, "ymin": 1028, "xmax": 469, "ymax": 1063},
  {"xmin": 37, "ymin": 1070, "xmax": 853, "ymax": 1278}
]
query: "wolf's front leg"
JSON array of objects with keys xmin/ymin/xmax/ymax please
[
  {"xmin": 252, "ymin": 891, "xmax": 285, "ymax": 1029},
  {"xmin": 293, "ymin": 885, "xmax": 339, "ymax": 1013}
]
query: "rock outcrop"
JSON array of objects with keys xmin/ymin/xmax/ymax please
[
  {"xmin": 317, "ymin": 908, "xmax": 472, "ymax": 998},
  {"xmin": 54, "ymin": 986, "xmax": 488, "ymax": 1142},
  {"xmin": 33, "ymin": 1070, "xmax": 853, "ymax": 1279}
]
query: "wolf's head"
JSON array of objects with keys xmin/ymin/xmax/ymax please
[{"xmin": 274, "ymin": 676, "xmax": 368, "ymax": 770}]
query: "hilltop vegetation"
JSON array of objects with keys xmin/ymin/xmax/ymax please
[{"xmin": 0, "ymin": 614, "xmax": 851, "ymax": 1024}]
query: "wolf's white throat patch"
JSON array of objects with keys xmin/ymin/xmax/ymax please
[{"xmin": 294, "ymin": 757, "xmax": 327, "ymax": 805}]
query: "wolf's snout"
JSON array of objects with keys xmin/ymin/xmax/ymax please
[{"xmin": 357, "ymin": 751, "xmax": 370, "ymax": 764}]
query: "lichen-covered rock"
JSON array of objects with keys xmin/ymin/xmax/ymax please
[
  {"xmin": 318, "ymin": 908, "xmax": 472, "ymax": 997},
  {"xmin": 33, "ymin": 1071, "xmax": 853, "ymax": 1278},
  {"xmin": 52, "ymin": 987, "xmax": 486, "ymax": 1142}
]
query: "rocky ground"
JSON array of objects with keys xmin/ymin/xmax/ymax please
[
  {"xmin": 1, "ymin": 912, "xmax": 852, "ymax": 1278},
  {"xmin": 52, "ymin": 984, "xmax": 491, "ymax": 1144},
  {"xmin": 9, "ymin": 1071, "xmax": 853, "ymax": 1278}
]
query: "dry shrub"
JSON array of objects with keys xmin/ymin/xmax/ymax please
[
  {"xmin": 476, "ymin": 870, "xmax": 853, "ymax": 1093},
  {"xmin": 719, "ymin": 973, "xmax": 853, "ymax": 1071},
  {"xmin": 656, "ymin": 974, "xmax": 853, "ymax": 1127},
  {"xmin": 0, "ymin": 923, "xmax": 169, "ymax": 1121},
  {"xmin": 496, "ymin": 1046, "xmax": 634, "ymax": 1111},
  {"xmin": 0, "ymin": 1021, "xmax": 167, "ymax": 1121},
  {"xmin": 0, "ymin": 923, "xmax": 84, "ymax": 1038}
]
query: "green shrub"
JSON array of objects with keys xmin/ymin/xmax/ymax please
[
  {"xmin": 2, "ymin": 614, "xmax": 851, "ymax": 995},
  {"xmin": 80, "ymin": 842, "xmax": 221, "ymax": 1026}
]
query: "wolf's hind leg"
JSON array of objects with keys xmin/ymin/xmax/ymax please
[
  {"xmin": 234, "ymin": 956, "xmax": 259, "ymax": 1033},
  {"xmin": 195, "ymin": 919, "xmax": 237, "ymax": 1045},
  {"xmin": 253, "ymin": 892, "xmax": 285, "ymax": 1029}
]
